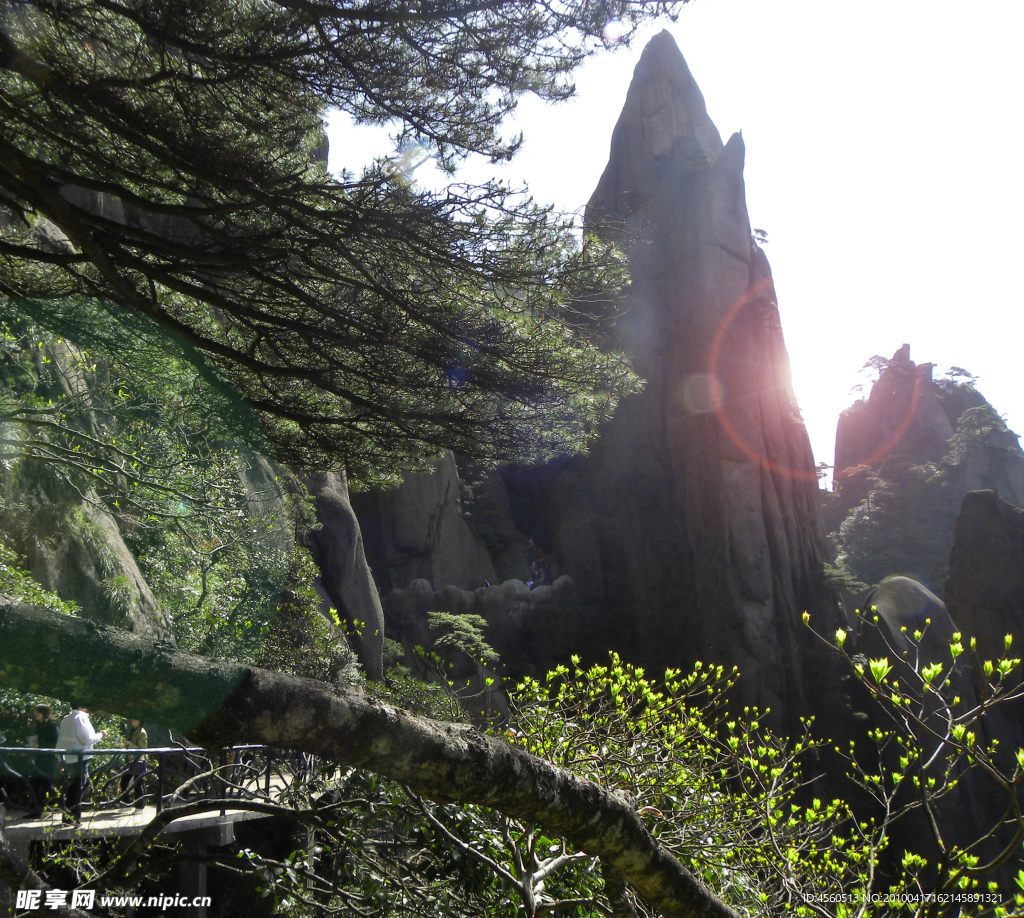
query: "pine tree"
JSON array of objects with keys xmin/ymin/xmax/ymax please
[{"xmin": 0, "ymin": 0, "xmax": 681, "ymax": 479}]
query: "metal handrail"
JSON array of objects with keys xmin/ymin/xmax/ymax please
[{"xmin": 0, "ymin": 745, "xmax": 305, "ymax": 817}]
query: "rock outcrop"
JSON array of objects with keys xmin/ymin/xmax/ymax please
[
  {"xmin": 6, "ymin": 342, "xmax": 172, "ymax": 638},
  {"xmin": 945, "ymin": 489, "xmax": 1024, "ymax": 662},
  {"xmin": 834, "ymin": 345, "xmax": 1023, "ymax": 508},
  {"xmin": 22, "ymin": 492, "xmax": 171, "ymax": 639},
  {"xmin": 305, "ymin": 472, "xmax": 386, "ymax": 681},
  {"xmin": 11, "ymin": 187, "xmax": 386, "ymax": 675},
  {"xmin": 364, "ymin": 33, "xmax": 841, "ymax": 730},
  {"xmin": 352, "ymin": 453, "xmax": 496, "ymax": 593},
  {"xmin": 835, "ymin": 346, "xmax": 955, "ymax": 475},
  {"xmin": 830, "ymin": 345, "xmax": 1024, "ymax": 592}
]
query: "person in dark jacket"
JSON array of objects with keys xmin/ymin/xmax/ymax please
[{"xmin": 28, "ymin": 704, "xmax": 59, "ymax": 815}]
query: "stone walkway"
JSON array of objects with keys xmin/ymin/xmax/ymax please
[{"xmin": 2, "ymin": 794, "xmax": 278, "ymax": 842}]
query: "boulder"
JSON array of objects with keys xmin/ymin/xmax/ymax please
[
  {"xmin": 305, "ymin": 471, "xmax": 385, "ymax": 681},
  {"xmin": 855, "ymin": 576, "xmax": 958, "ymax": 681},
  {"xmin": 354, "ymin": 452, "xmax": 496, "ymax": 592}
]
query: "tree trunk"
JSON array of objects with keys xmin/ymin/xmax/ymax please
[{"xmin": 0, "ymin": 596, "xmax": 737, "ymax": 918}]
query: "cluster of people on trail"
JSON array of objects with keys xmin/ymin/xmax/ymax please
[
  {"xmin": 17, "ymin": 701, "xmax": 147, "ymax": 824},
  {"xmin": 524, "ymin": 538, "xmax": 549, "ymax": 589},
  {"xmin": 479, "ymin": 538, "xmax": 553, "ymax": 590}
]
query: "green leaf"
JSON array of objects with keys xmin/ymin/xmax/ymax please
[{"xmin": 869, "ymin": 658, "xmax": 892, "ymax": 684}]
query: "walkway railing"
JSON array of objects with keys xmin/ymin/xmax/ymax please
[{"xmin": 0, "ymin": 745, "xmax": 317, "ymax": 817}]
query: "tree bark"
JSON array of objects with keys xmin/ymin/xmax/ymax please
[{"xmin": 0, "ymin": 597, "xmax": 738, "ymax": 918}]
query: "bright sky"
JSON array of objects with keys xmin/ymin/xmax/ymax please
[{"xmin": 327, "ymin": 0, "xmax": 1024, "ymax": 480}]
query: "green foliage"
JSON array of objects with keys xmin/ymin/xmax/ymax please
[
  {"xmin": 509, "ymin": 654, "xmax": 866, "ymax": 914},
  {"xmin": 946, "ymin": 404, "xmax": 1019, "ymax": 466},
  {"xmin": 371, "ymin": 668, "xmax": 468, "ymax": 724},
  {"xmin": 8, "ymin": 631, "xmax": 1023, "ymax": 917},
  {"xmin": 835, "ymin": 458, "xmax": 958, "ymax": 591},
  {"xmin": 805, "ymin": 613, "xmax": 1024, "ymax": 915},
  {"xmin": 256, "ymin": 548, "xmax": 360, "ymax": 684},
  {"xmin": 0, "ymin": 0, "xmax": 672, "ymax": 479},
  {"xmin": 0, "ymin": 323, "xmax": 265, "ymax": 533},
  {"xmin": 833, "ymin": 365, "xmax": 1018, "ymax": 593},
  {"xmin": 426, "ymin": 612, "xmax": 499, "ymax": 666},
  {"xmin": 821, "ymin": 560, "xmax": 870, "ymax": 595},
  {"xmin": 0, "ymin": 534, "xmax": 78, "ymax": 616},
  {"xmin": 0, "ymin": 320, "xmax": 341, "ymax": 673}
]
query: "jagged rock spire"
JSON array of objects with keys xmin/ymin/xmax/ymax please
[
  {"xmin": 577, "ymin": 31, "xmax": 838, "ymax": 725},
  {"xmin": 359, "ymin": 32, "xmax": 842, "ymax": 731}
]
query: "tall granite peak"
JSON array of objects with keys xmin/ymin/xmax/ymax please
[
  {"xmin": 568, "ymin": 32, "xmax": 839, "ymax": 725},
  {"xmin": 358, "ymin": 33, "xmax": 841, "ymax": 731},
  {"xmin": 590, "ymin": 29, "xmax": 723, "ymax": 230}
]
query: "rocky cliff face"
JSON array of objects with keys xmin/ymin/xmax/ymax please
[
  {"xmin": 575, "ymin": 31, "xmax": 836, "ymax": 722},
  {"xmin": 365, "ymin": 32, "xmax": 841, "ymax": 728},
  {"xmin": 3, "ymin": 342, "xmax": 173, "ymax": 639},
  {"xmin": 14, "ymin": 185, "xmax": 387, "ymax": 674},
  {"xmin": 834, "ymin": 345, "xmax": 1023, "ymax": 508},
  {"xmin": 835, "ymin": 346, "xmax": 954, "ymax": 476},
  {"xmin": 351, "ymin": 453, "xmax": 496, "ymax": 593},
  {"xmin": 830, "ymin": 345, "xmax": 1024, "ymax": 592}
]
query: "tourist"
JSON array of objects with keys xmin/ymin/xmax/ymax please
[
  {"xmin": 118, "ymin": 719, "xmax": 148, "ymax": 807},
  {"xmin": 57, "ymin": 702, "xmax": 107, "ymax": 824},
  {"xmin": 28, "ymin": 703, "xmax": 59, "ymax": 815}
]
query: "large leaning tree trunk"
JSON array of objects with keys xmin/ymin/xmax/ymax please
[{"xmin": 0, "ymin": 596, "xmax": 737, "ymax": 918}]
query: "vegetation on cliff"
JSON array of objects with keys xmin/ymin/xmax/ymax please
[{"xmin": 2, "ymin": 590, "xmax": 1023, "ymax": 916}]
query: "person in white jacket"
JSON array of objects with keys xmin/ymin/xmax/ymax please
[{"xmin": 57, "ymin": 703, "xmax": 107, "ymax": 823}]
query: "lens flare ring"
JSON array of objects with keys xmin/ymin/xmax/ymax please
[{"xmin": 705, "ymin": 281, "xmax": 921, "ymax": 484}]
